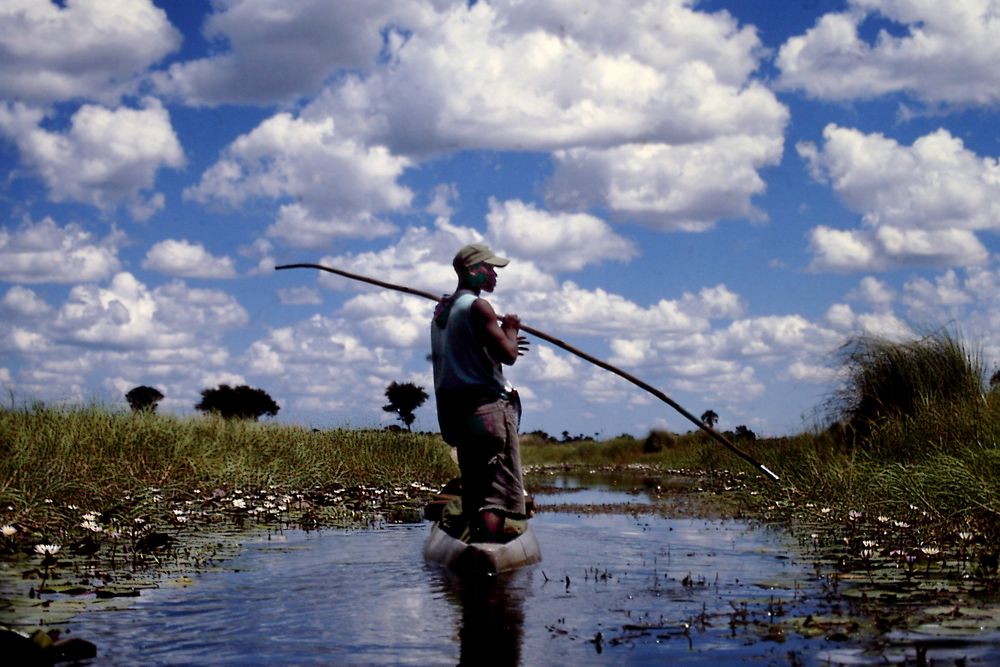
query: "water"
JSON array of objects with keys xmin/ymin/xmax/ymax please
[{"xmin": 58, "ymin": 478, "xmax": 1000, "ymax": 665}]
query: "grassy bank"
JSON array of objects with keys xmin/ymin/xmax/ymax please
[
  {"xmin": 736, "ymin": 332, "xmax": 1000, "ymax": 582},
  {"xmin": 1, "ymin": 404, "xmax": 457, "ymax": 543},
  {"xmin": 754, "ymin": 333, "xmax": 1000, "ymax": 524},
  {"xmin": 520, "ymin": 430, "xmax": 718, "ymax": 469},
  {"xmin": 521, "ymin": 331, "xmax": 1000, "ymax": 579}
]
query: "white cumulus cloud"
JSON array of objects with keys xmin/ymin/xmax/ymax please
[
  {"xmin": 777, "ymin": 0, "xmax": 1000, "ymax": 105},
  {"xmin": 300, "ymin": 0, "xmax": 787, "ymax": 228},
  {"xmin": 185, "ymin": 113, "xmax": 411, "ymax": 248},
  {"xmin": 0, "ymin": 99, "xmax": 184, "ymax": 219},
  {"xmin": 0, "ymin": 0, "xmax": 180, "ymax": 105},
  {"xmin": 1, "ymin": 286, "xmax": 52, "ymax": 319},
  {"xmin": 546, "ymin": 135, "xmax": 783, "ymax": 230},
  {"xmin": 0, "ymin": 217, "xmax": 122, "ymax": 283},
  {"xmin": 53, "ymin": 272, "xmax": 247, "ymax": 350},
  {"xmin": 485, "ymin": 199, "xmax": 636, "ymax": 272},
  {"xmin": 143, "ymin": 239, "xmax": 237, "ymax": 279},
  {"xmin": 153, "ymin": 0, "xmax": 433, "ymax": 106},
  {"xmin": 801, "ymin": 125, "xmax": 998, "ymax": 271}
]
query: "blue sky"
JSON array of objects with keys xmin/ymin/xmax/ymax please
[{"xmin": 3, "ymin": 0, "xmax": 1000, "ymax": 438}]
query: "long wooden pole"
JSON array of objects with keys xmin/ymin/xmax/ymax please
[{"xmin": 275, "ymin": 262, "xmax": 779, "ymax": 482}]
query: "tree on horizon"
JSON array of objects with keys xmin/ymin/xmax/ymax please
[
  {"xmin": 126, "ymin": 385, "xmax": 164, "ymax": 413},
  {"xmin": 382, "ymin": 381, "xmax": 428, "ymax": 431},
  {"xmin": 195, "ymin": 384, "xmax": 279, "ymax": 420}
]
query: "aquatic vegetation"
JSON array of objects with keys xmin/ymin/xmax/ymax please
[
  {"xmin": 832, "ymin": 331, "xmax": 985, "ymax": 447},
  {"xmin": 0, "ymin": 474, "xmax": 451, "ymax": 633},
  {"xmin": 0, "ymin": 402, "xmax": 458, "ymax": 633},
  {"xmin": 0, "ymin": 403, "xmax": 456, "ymax": 536}
]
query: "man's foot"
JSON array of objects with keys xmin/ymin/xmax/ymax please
[{"xmin": 470, "ymin": 510, "xmax": 505, "ymax": 543}]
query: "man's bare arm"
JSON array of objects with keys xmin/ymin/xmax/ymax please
[{"xmin": 472, "ymin": 298, "xmax": 525, "ymax": 365}]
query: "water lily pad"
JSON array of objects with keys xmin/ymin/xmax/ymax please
[{"xmin": 912, "ymin": 606, "xmax": 1000, "ymax": 633}]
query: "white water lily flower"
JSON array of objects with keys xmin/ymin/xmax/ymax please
[
  {"xmin": 958, "ymin": 531, "xmax": 974, "ymax": 542},
  {"xmin": 82, "ymin": 512, "xmax": 99, "ymax": 522},
  {"xmin": 34, "ymin": 544, "xmax": 61, "ymax": 556},
  {"xmin": 80, "ymin": 520, "xmax": 103, "ymax": 533},
  {"xmin": 921, "ymin": 546, "xmax": 941, "ymax": 557},
  {"xmin": 1, "ymin": 525, "xmax": 16, "ymax": 537},
  {"xmin": 877, "ymin": 515, "xmax": 890, "ymax": 523},
  {"xmin": 231, "ymin": 498, "xmax": 247, "ymax": 509},
  {"xmin": 862, "ymin": 540, "xmax": 878, "ymax": 548},
  {"xmin": 848, "ymin": 510, "xmax": 862, "ymax": 521}
]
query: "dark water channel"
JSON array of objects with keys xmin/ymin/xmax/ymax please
[{"xmin": 62, "ymin": 473, "xmax": 1000, "ymax": 665}]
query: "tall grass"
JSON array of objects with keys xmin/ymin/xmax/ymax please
[
  {"xmin": 832, "ymin": 331, "xmax": 985, "ymax": 450},
  {"xmin": 756, "ymin": 331, "xmax": 1000, "ymax": 537},
  {"xmin": 0, "ymin": 404, "xmax": 457, "ymax": 532}
]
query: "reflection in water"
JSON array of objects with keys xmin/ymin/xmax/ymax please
[{"xmin": 438, "ymin": 568, "xmax": 528, "ymax": 667}]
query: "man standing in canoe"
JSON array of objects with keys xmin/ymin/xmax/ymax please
[{"xmin": 431, "ymin": 243, "xmax": 529, "ymax": 543}]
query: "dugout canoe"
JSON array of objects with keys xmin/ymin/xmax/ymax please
[{"xmin": 423, "ymin": 521, "xmax": 542, "ymax": 575}]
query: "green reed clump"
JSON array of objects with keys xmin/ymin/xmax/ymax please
[
  {"xmin": 734, "ymin": 331, "xmax": 1000, "ymax": 554},
  {"xmin": 833, "ymin": 330, "xmax": 985, "ymax": 453},
  {"xmin": 0, "ymin": 403, "xmax": 457, "ymax": 533}
]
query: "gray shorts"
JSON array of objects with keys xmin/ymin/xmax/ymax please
[{"xmin": 438, "ymin": 396, "xmax": 526, "ymax": 518}]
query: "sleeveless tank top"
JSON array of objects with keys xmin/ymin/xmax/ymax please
[{"xmin": 431, "ymin": 291, "xmax": 507, "ymax": 398}]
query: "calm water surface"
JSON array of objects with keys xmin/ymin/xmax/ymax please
[{"xmin": 63, "ymin": 476, "xmax": 1000, "ymax": 665}]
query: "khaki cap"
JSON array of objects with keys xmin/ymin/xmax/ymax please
[{"xmin": 454, "ymin": 243, "xmax": 510, "ymax": 268}]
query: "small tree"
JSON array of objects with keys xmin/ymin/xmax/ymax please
[
  {"xmin": 126, "ymin": 385, "xmax": 164, "ymax": 413},
  {"xmin": 195, "ymin": 384, "xmax": 280, "ymax": 420},
  {"xmin": 700, "ymin": 409, "xmax": 719, "ymax": 428},
  {"xmin": 382, "ymin": 381, "xmax": 428, "ymax": 431}
]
